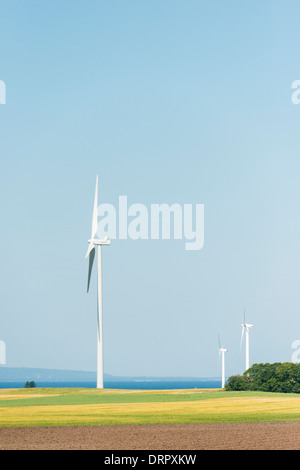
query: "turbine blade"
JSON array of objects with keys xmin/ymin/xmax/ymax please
[
  {"xmin": 85, "ymin": 241, "xmax": 95, "ymax": 259},
  {"xmin": 91, "ymin": 175, "xmax": 98, "ymax": 239},
  {"xmin": 87, "ymin": 247, "xmax": 96, "ymax": 293},
  {"xmin": 218, "ymin": 334, "xmax": 221, "ymax": 349},
  {"xmin": 240, "ymin": 326, "xmax": 245, "ymax": 350}
]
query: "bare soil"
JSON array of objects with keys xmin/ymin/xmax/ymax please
[{"xmin": 0, "ymin": 422, "xmax": 300, "ymax": 450}]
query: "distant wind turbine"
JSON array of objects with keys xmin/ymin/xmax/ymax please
[
  {"xmin": 241, "ymin": 310, "xmax": 253, "ymax": 372},
  {"xmin": 218, "ymin": 335, "xmax": 228, "ymax": 389},
  {"xmin": 86, "ymin": 175, "xmax": 111, "ymax": 389}
]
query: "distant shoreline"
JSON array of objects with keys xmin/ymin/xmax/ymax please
[
  {"xmin": 0, "ymin": 380, "xmax": 222, "ymax": 390},
  {"xmin": 0, "ymin": 367, "xmax": 221, "ymax": 388}
]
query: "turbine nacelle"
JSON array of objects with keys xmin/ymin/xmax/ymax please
[
  {"xmin": 218, "ymin": 335, "xmax": 228, "ymax": 357},
  {"xmin": 241, "ymin": 323, "xmax": 253, "ymax": 330},
  {"xmin": 241, "ymin": 310, "xmax": 254, "ymax": 344},
  {"xmin": 86, "ymin": 236, "xmax": 111, "ymax": 258},
  {"xmin": 218, "ymin": 347, "xmax": 228, "ymax": 359},
  {"xmin": 88, "ymin": 237, "xmax": 111, "ymax": 246}
]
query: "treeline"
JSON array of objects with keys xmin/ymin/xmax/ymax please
[{"xmin": 225, "ymin": 362, "xmax": 300, "ymax": 393}]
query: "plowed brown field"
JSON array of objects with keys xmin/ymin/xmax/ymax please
[{"xmin": 0, "ymin": 422, "xmax": 299, "ymax": 450}]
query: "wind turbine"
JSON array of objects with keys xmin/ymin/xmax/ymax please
[
  {"xmin": 218, "ymin": 335, "xmax": 228, "ymax": 389},
  {"xmin": 241, "ymin": 311, "xmax": 253, "ymax": 372},
  {"xmin": 86, "ymin": 175, "xmax": 110, "ymax": 389}
]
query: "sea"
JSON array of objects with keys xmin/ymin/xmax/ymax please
[{"xmin": 0, "ymin": 379, "xmax": 221, "ymax": 390}]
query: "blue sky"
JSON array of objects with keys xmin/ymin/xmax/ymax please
[{"xmin": 1, "ymin": 0, "xmax": 300, "ymax": 377}]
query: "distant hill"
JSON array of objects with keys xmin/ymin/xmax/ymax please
[{"xmin": 0, "ymin": 366, "xmax": 219, "ymax": 384}]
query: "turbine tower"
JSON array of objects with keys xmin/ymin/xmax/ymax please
[
  {"xmin": 218, "ymin": 336, "xmax": 228, "ymax": 389},
  {"xmin": 86, "ymin": 175, "xmax": 110, "ymax": 389},
  {"xmin": 241, "ymin": 311, "xmax": 253, "ymax": 372}
]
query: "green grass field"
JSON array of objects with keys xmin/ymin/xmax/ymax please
[{"xmin": 1, "ymin": 387, "xmax": 300, "ymax": 427}]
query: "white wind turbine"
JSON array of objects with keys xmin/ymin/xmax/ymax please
[
  {"xmin": 218, "ymin": 335, "xmax": 228, "ymax": 389},
  {"xmin": 86, "ymin": 175, "xmax": 111, "ymax": 389},
  {"xmin": 241, "ymin": 311, "xmax": 253, "ymax": 372}
]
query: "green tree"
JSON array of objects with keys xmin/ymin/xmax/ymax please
[
  {"xmin": 226, "ymin": 362, "xmax": 300, "ymax": 393},
  {"xmin": 225, "ymin": 374, "xmax": 253, "ymax": 391},
  {"xmin": 24, "ymin": 381, "xmax": 36, "ymax": 388}
]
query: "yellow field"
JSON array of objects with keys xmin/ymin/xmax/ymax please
[
  {"xmin": 0, "ymin": 388, "xmax": 300, "ymax": 427},
  {"xmin": 0, "ymin": 397, "xmax": 300, "ymax": 427}
]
